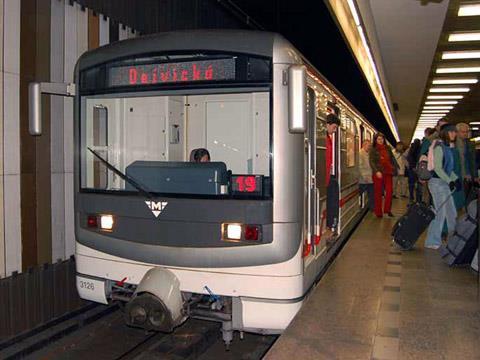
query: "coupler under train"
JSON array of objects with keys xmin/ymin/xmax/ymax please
[{"xmin": 112, "ymin": 267, "xmax": 234, "ymax": 347}]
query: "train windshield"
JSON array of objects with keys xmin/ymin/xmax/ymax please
[{"xmin": 80, "ymin": 91, "xmax": 271, "ymax": 198}]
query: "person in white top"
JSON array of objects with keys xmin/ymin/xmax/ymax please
[{"xmin": 393, "ymin": 141, "xmax": 408, "ymax": 199}]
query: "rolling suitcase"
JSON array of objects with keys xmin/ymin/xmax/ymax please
[
  {"xmin": 392, "ymin": 190, "xmax": 454, "ymax": 250},
  {"xmin": 439, "ymin": 200, "xmax": 478, "ymax": 266},
  {"xmin": 391, "ymin": 202, "xmax": 435, "ymax": 250}
]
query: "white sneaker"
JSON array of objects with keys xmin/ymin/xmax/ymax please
[{"xmin": 424, "ymin": 244, "xmax": 440, "ymax": 250}]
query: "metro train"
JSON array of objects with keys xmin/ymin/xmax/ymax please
[{"xmin": 30, "ymin": 30, "xmax": 378, "ymax": 346}]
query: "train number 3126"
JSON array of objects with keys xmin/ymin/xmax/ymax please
[{"xmin": 79, "ymin": 280, "xmax": 95, "ymax": 291}]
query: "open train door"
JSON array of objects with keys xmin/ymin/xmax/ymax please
[{"xmin": 304, "ymin": 87, "xmax": 318, "ymax": 257}]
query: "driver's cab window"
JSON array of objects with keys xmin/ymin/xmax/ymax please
[{"xmin": 81, "ymin": 92, "xmax": 270, "ymax": 196}]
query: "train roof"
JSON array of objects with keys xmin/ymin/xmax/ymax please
[{"xmin": 76, "ymin": 29, "xmax": 301, "ymax": 71}]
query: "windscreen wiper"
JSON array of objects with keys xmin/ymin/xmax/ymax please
[{"xmin": 87, "ymin": 147, "xmax": 154, "ymax": 199}]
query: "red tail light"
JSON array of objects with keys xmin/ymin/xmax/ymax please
[
  {"xmin": 87, "ymin": 215, "xmax": 98, "ymax": 228},
  {"xmin": 244, "ymin": 225, "xmax": 260, "ymax": 241}
]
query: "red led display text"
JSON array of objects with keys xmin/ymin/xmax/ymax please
[{"xmin": 109, "ymin": 58, "xmax": 235, "ymax": 87}]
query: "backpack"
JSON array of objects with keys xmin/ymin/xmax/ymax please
[
  {"xmin": 416, "ymin": 155, "xmax": 431, "ymax": 181},
  {"xmin": 427, "ymin": 139, "xmax": 441, "ymax": 171}
]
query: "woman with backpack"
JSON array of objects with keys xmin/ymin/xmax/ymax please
[
  {"xmin": 425, "ymin": 123, "xmax": 459, "ymax": 249},
  {"xmin": 369, "ymin": 133, "xmax": 398, "ymax": 218}
]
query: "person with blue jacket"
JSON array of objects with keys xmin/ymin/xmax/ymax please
[{"xmin": 425, "ymin": 123, "xmax": 459, "ymax": 250}]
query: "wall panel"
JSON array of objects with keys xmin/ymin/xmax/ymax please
[
  {"xmin": 3, "ymin": 0, "xmax": 20, "ymax": 274},
  {"xmin": 63, "ymin": 1, "xmax": 78, "ymax": 258},
  {"xmin": 98, "ymin": 14, "xmax": 109, "ymax": 46},
  {"xmin": 0, "ymin": 0, "xmax": 5, "ymax": 277},
  {"xmin": 51, "ymin": 0, "xmax": 66, "ymax": 262}
]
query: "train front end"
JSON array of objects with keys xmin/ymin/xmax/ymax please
[{"xmin": 73, "ymin": 31, "xmax": 306, "ymax": 343}]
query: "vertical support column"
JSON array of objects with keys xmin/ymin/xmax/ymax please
[
  {"xmin": 50, "ymin": 0, "xmax": 65, "ymax": 262},
  {"xmin": 0, "ymin": 0, "xmax": 5, "ymax": 277},
  {"xmin": 118, "ymin": 23, "xmax": 128, "ymax": 40},
  {"xmin": 20, "ymin": 0, "xmax": 53, "ymax": 270},
  {"xmin": 99, "ymin": 14, "xmax": 109, "ymax": 47},
  {"xmin": 3, "ymin": 0, "xmax": 21, "ymax": 274},
  {"xmin": 63, "ymin": 1, "xmax": 77, "ymax": 258},
  {"xmin": 87, "ymin": 9, "xmax": 99, "ymax": 50},
  {"xmin": 35, "ymin": 0, "xmax": 53, "ymax": 267}
]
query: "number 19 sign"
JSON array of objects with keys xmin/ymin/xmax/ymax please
[{"xmin": 231, "ymin": 175, "xmax": 262, "ymax": 195}]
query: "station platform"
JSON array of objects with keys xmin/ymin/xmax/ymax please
[{"xmin": 265, "ymin": 200, "xmax": 480, "ymax": 360}]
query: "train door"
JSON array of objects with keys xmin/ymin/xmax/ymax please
[{"xmin": 304, "ymin": 87, "xmax": 317, "ymax": 258}]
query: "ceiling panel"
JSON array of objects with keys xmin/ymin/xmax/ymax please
[{"xmin": 367, "ymin": 0, "xmax": 449, "ymax": 141}]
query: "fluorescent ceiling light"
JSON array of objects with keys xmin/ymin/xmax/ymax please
[
  {"xmin": 423, "ymin": 106, "xmax": 454, "ymax": 109},
  {"xmin": 458, "ymin": 3, "xmax": 480, "ymax": 16},
  {"xmin": 470, "ymin": 122, "xmax": 480, "ymax": 125},
  {"xmin": 421, "ymin": 112, "xmax": 449, "ymax": 114},
  {"xmin": 448, "ymin": 32, "xmax": 480, "ymax": 42},
  {"xmin": 432, "ymin": 78, "xmax": 477, "ymax": 84},
  {"xmin": 425, "ymin": 101, "xmax": 458, "ymax": 105},
  {"xmin": 436, "ymin": 67, "xmax": 480, "ymax": 73},
  {"xmin": 346, "ymin": 0, "xmax": 361, "ymax": 26},
  {"xmin": 442, "ymin": 51, "xmax": 480, "ymax": 59},
  {"xmin": 472, "ymin": 127, "xmax": 480, "ymax": 130},
  {"xmin": 427, "ymin": 95, "xmax": 464, "ymax": 99},
  {"xmin": 429, "ymin": 87, "xmax": 470, "ymax": 92}
]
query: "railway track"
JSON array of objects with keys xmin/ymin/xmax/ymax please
[{"xmin": 0, "ymin": 305, "xmax": 275, "ymax": 360}]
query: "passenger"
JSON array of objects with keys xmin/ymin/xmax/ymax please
[
  {"xmin": 456, "ymin": 123, "xmax": 477, "ymax": 203},
  {"xmin": 359, "ymin": 140, "xmax": 374, "ymax": 212},
  {"xmin": 392, "ymin": 141, "xmax": 408, "ymax": 199},
  {"xmin": 325, "ymin": 113, "xmax": 341, "ymax": 241},
  {"xmin": 406, "ymin": 138, "xmax": 422, "ymax": 204},
  {"xmin": 451, "ymin": 134, "xmax": 465, "ymax": 210},
  {"xmin": 424, "ymin": 123, "xmax": 459, "ymax": 250},
  {"xmin": 418, "ymin": 127, "xmax": 436, "ymax": 204},
  {"xmin": 420, "ymin": 120, "xmax": 447, "ymax": 156},
  {"xmin": 190, "ymin": 148, "xmax": 211, "ymax": 163},
  {"xmin": 369, "ymin": 133, "xmax": 397, "ymax": 218}
]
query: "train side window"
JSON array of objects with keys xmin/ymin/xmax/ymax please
[
  {"xmin": 92, "ymin": 106, "xmax": 108, "ymax": 189},
  {"xmin": 345, "ymin": 118, "xmax": 356, "ymax": 168}
]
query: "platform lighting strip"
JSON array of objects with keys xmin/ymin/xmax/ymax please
[
  {"xmin": 432, "ymin": 78, "xmax": 478, "ymax": 84},
  {"xmin": 425, "ymin": 101, "xmax": 458, "ymax": 105},
  {"xmin": 448, "ymin": 32, "xmax": 480, "ymax": 42},
  {"xmin": 427, "ymin": 95, "xmax": 464, "ymax": 99},
  {"xmin": 344, "ymin": 0, "xmax": 399, "ymax": 141},
  {"xmin": 421, "ymin": 111, "xmax": 449, "ymax": 114},
  {"xmin": 429, "ymin": 87, "xmax": 470, "ymax": 92},
  {"xmin": 442, "ymin": 50, "xmax": 480, "ymax": 59},
  {"xmin": 458, "ymin": 2, "xmax": 480, "ymax": 16},
  {"xmin": 436, "ymin": 67, "xmax": 480, "ymax": 73},
  {"xmin": 423, "ymin": 106, "xmax": 454, "ymax": 109}
]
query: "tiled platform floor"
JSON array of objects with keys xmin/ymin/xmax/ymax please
[{"xmin": 265, "ymin": 200, "xmax": 479, "ymax": 360}]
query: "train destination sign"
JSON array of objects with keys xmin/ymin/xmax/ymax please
[{"xmin": 108, "ymin": 58, "xmax": 236, "ymax": 87}]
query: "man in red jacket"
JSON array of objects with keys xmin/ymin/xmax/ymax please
[{"xmin": 325, "ymin": 113, "xmax": 340, "ymax": 242}]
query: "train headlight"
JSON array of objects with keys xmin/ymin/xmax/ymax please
[
  {"xmin": 222, "ymin": 223, "xmax": 261, "ymax": 241},
  {"xmin": 100, "ymin": 215, "xmax": 114, "ymax": 231},
  {"xmin": 225, "ymin": 223, "xmax": 242, "ymax": 240}
]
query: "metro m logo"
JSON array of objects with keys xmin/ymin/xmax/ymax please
[{"xmin": 145, "ymin": 201, "xmax": 168, "ymax": 218}]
